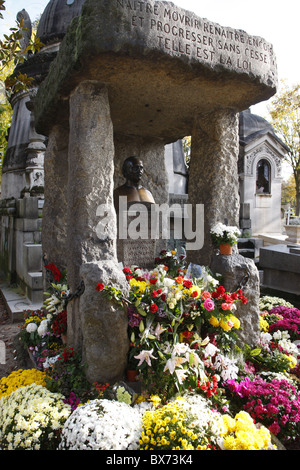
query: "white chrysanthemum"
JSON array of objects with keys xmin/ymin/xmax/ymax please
[
  {"xmin": 26, "ymin": 322, "xmax": 38, "ymax": 333},
  {"xmin": 37, "ymin": 319, "xmax": 49, "ymax": 337},
  {"xmin": 0, "ymin": 384, "xmax": 71, "ymax": 450},
  {"xmin": 59, "ymin": 399, "xmax": 142, "ymax": 451},
  {"xmin": 181, "ymin": 394, "xmax": 225, "ymax": 445}
]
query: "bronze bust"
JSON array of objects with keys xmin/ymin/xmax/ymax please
[{"xmin": 114, "ymin": 156, "xmax": 155, "ymax": 210}]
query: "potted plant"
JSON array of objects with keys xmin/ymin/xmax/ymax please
[{"xmin": 210, "ymin": 222, "xmax": 241, "ymax": 255}]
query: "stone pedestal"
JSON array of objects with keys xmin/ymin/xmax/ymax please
[{"xmin": 210, "ymin": 253, "xmax": 261, "ymax": 348}]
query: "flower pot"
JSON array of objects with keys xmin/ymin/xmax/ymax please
[
  {"xmin": 219, "ymin": 243, "xmax": 233, "ymax": 255},
  {"xmin": 126, "ymin": 370, "xmax": 138, "ymax": 382}
]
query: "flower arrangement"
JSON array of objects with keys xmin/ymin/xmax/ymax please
[
  {"xmin": 0, "ymin": 369, "xmax": 46, "ymax": 398},
  {"xmin": 45, "ymin": 347, "xmax": 92, "ymax": 403},
  {"xmin": 19, "ymin": 310, "xmax": 47, "ymax": 348},
  {"xmin": 59, "ymin": 399, "xmax": 144, "ymax": 450},
  {"xmin": 0, "ymin": 384, "xmax": 71, "ymax": 450},
  {"xmin": 221, "ymin": 410, "xmax": 273, "ymax": 450},
  {"xmin": 266, "ymin": 306, "xmax": 300, "ymax": 342},
  {"xmin": 210, "ymin": 222, "xmax": 241, "ymax": 247},
  {"xmin": 225, "ymin": 377, "xmax": 300, "ymax": 443},
  {"xmin": 259, "ymin": 295, "xmax": 294, "ymax": 312},
  {"xmin": 140, "ymin": 394, "xmax": 224, "ymax": 450},
  {"xmin": 18, "ymin": 263, "xmax": 71, "ymax": 369},
  {"xmin": 6, "ymin": 251, "xmax": 300, "ymax": 450},
  {"xmin": 52, "ymin": 310, "xmax": 67, "ymax": 336},
  {"xmin": 97, "ymin": 250, "xmax": 246, "ymax": 401}
]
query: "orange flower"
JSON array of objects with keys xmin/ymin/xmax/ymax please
[
  {"xmin": 201, "ymin": 291, "xmax": 211, "ymax": 300},
  {"xmin": 175, "ymin": 276, "xmax": 184, "ymax": 284}
]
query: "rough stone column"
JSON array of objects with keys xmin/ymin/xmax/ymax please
[
  {"xmin": 210, "ymin": 253, "xmax": 261, "ymax": 348},
  {"xmin": 42, "ymin": 124, "xmax": 69, "ymax": 271},
  {"xmin": 67, "ymin": 80, "xmax": 129, "ymax": 383},
  {"xmin": 187, "ymin": 109, "xmax": 240, "ymax": 267}
]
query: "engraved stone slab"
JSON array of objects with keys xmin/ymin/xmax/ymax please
[
  {"xmin": 120, "ymin": 239, "xmax": 156, "ymax": 268},
  {"xmin": 35, "ymin": 0, "xmax": 277, "ymax": 141}
]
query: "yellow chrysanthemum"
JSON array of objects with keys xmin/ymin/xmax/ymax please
[
  {"xmin": 0, "ymin": 369, "xmax": 46, "ymax": 398},
  {"xmin": 222, "ymin": 411, "xmax": 272, "ymax": 451}
]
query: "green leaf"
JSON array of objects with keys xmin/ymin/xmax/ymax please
[
  {"xmin": 137, "ymin": 306, "xmax": 147, "ymax": 316},
  {"xmin": 250, "ymin": 348, "xmax": 262, "ymax": 356}
]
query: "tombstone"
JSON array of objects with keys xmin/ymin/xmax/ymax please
[{"xmin": 33, "ymin": 0, "xmax": 277, "ymax": 383}]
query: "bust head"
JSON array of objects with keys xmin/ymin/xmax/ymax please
[
  {"xmin": 114, "ymin": 156, "xmax": 155, "ymax": 208},
  {"xmin": 122, "ymin": 156, "xmax": 144, "ymax": 187}
]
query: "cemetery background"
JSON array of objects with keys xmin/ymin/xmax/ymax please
[{"xmin": 0, "ymin": 0, "xmax": 300, "ymax": 452}]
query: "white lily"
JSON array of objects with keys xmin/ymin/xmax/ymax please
[
  {"xmin": 154, "ymin": 323, "xmax": 166, "ymax": 339},
  {"xmin": 134, "ymin": 349, "xmax": 157, "ymax": 367}
]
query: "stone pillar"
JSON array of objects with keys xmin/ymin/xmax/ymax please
[
  {"xmin": 210, "ymin": 253, "xmax": 261, "ymax": 348},
  {"xmin": 187, "ymin": 109, "xmax": 240, "ymax": 266},
  {"xmin": 67, "ymin": 80, "xmax": 129, "ymax": 383},
  {"xmin": 42, "ymin": 124, "xmax": 69, "ymax": 270}
]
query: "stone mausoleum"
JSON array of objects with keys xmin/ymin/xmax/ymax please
[
  {"xmin": 238, "ymin": 109, "xmax": 288, "ymax": 237},
  {"xmin": 0, "ymin": 0, "xmax": 279, "ymax": 382}
]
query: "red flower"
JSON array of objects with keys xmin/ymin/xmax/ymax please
[
  {"xmin": 222, "ymin": 293, "xmax": 234, "ymax": 303},
  {"xmin": 45, "ymin": 263, "xmax": 62, "ymax": 282},
  {"xmin": 123, "ymin": 268, "xmax": 132, "ymax": 274},
  {"xmin": 150, "ymin": 278, "xmax": 157, "ymax": 285},
  {"xmin": 96, "ymin": 282, "xmax": 105, "ymax": 291},
  {"xmin": 183, "ymin": 280, "xmax": 193, "ymax": 289},
  {"xmin": 182, "ymin": 330, "xmax": 194, "ymax": 339},
  {"xmin": 151, "ymin": 291, "xmax": 158, "ymax": 298},
  {"xmin": 216, "ymin": 286, "xmax": 225, "ymax": 296},
  {"xmin": 149, "ymin": 303, "xmax": 158, "ymax": 313},
  {"xmin": 191, "ymin": 291, "xmax": 199, "ymax": 298}
]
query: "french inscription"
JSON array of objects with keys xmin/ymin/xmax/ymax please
[
  {"xmin": 121, "ymin": 239, "xmax": 156, "ymax": 268},
  {"xmin": 116, "ymin": 0, "xmax": 275, "ymax": 73}
]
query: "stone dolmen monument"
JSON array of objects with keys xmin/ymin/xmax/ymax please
[{"xmin": 32, "ymin": 0, "xmax": 277, "ymax": 382}]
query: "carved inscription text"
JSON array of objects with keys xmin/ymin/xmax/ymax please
[{"xmin": 116, "ymin": 0, "xmax": 276, "ymax": 74}]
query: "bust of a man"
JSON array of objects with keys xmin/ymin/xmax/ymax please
[{"xmin": 114, "ymin": 156, "xmax": 155, "ymax": 210}]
